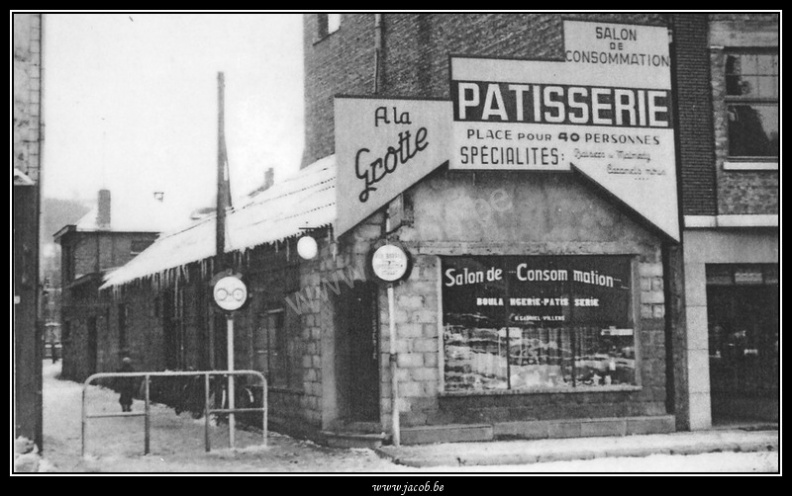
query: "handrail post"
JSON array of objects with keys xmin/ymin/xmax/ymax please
[
  {"xmin": 204, "ymin": 373, "xmax": 211, "ymax": 452},
  {"xmin": 81, "ymin": 386, "xmax": 87, "ymax": 457},
  {"xmin": 144, "ymin": 374, "xmax": 151, "ymax": 455},
  {"xmin": 262, "ymin": 376, "xmax": 267, "ymax": 447}
]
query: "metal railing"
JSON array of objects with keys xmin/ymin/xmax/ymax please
[{"xmin": 82, "ymin": 370, "xmax": 267, "ymax": 456}]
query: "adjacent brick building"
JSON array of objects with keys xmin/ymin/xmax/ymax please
[
  {"xmin": 13, "ymin": 12, "xmax": 44, "ymax": 448},
  {"xmin": 675, "ymin": 14, "xmax": 778, "ymax": 428}
]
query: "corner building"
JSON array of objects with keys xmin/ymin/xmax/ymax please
[
  {"xmin": 301, "ymin": 13, "xmax": 778, "ymax": 443},
  {"xmin": 303, "ymin": 13, "xmax": 682, "ymax": 444}
]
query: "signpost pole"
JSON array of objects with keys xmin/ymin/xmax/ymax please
[
  {"xmin": 388, "ymin": 282, "xmax": 400, "ymax": 447},
  {"xmin": 227, "ymin": 313, "xmax": 235, "ymax": 448},
  {"xmin": 371, "ymin": 241, "xmax": 409, "ymax": 447},
  {"xmin": 211, "ymin": 272, "xmax": 247, "ymax": 450}
]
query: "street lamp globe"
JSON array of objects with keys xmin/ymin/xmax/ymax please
[{"xmin": 297, "ymin": 235, "xmax": 318, "ymax": 260}]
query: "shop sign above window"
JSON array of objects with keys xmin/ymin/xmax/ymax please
[
  {"xmin": 334, "ymin": 96, "xmax": 451, "ymax": 236},
  {"xmin": 449, "ymin": 21, "xmax": 679, "ymax": 241}
]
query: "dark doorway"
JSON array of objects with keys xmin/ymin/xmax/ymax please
[
  {"xmin": 163, "ymin": 290, "xmax": 185, "ymax": 370},
  {"xmin": 335, "ymin": 281, "xmax": 380, "ymax": 422},
  {"xmin": 707, "ymin": 276, "xmax": 779, "ymax": 423},
  {"xmin": 87, "ymin": 317, "xmax": 98, "ymax": 376}
]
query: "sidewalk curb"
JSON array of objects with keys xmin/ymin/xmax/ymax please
[{"xmin": 374, "ymin": 434, "xmax": 779, "ymax": 468}]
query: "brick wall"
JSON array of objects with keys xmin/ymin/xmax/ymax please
[
  {"xmin": 302, "ymin": 13, "xmax": 666, "ymax": 166},
  {"xmin": 72, "ymin": 236, "xmax": 98, "ymax": 278},
  {"xmin": 301, "ymin": 14, "xmax": 377, "ymax": 167},
  {"xmin": 671, "ymin": 14, "xmax": 718, "ymax": 216},
  {"xmin": 13, "ymin": 13, "xmax": 42, "ymax": 184}
]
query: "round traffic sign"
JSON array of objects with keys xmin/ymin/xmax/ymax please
[
  {"xmin": 371, "ymin": 244, "xmax": 409, "ymax": 282},
  {"xmin": 213, "ymin": 275, "xmax": 248, "ymax": 312}
]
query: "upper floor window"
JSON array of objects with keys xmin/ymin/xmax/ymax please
[
  {"xmin": 316, "ymin": 13, "xmax": 341, "ymax": 40},
  {"xmin": 327, "ymin": 14, "xmax": 341, "ymax": 34},
  {"xmin": 725, "ymin": 51, "xmax": 778, "ymax": 161}
]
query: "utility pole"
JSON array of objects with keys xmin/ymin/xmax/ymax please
[
  {"xmin": 214, "ymin": 72, "xmax": 237, "ymax": 445},
  {"xmin": 210, "ymin": 72, "xmax": 227, "ymax": 373},
  {"xmin": 216, "ymin": 72, "xmax": 227, "ymax": 271}
]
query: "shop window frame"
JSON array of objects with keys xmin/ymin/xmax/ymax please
[{"xmin": 439, "ymin": 255, "xmax": 642, "ymax": 395}]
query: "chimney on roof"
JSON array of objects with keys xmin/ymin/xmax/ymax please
[
  {"xmin": 97, "ymin": 189, "xmax": 111, "ymax": 230},
  {"xmin": 263, "ymin": 168, "xmax": 274, "ymax": 191}
]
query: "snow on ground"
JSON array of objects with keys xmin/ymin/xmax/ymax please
[
  {"xmin": 35, "ymin": 362, "xmax": 778, "ymax": 474},
  {"xmin": 40, "ymin": 362, "xmax": 407, "ymax": 473}
]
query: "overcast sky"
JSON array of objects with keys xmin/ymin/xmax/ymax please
[{"xmin": 42, "ymin": 13, "xmax": 305, "ymax": 215}]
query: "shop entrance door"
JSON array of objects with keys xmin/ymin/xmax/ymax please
[
  {"xmin": 335, "ymin": 281, "xmax": 380, "ymax": 422},
  {"xmin": 707, "ymin": 283, "xmax": 779, "ymax": 423}
]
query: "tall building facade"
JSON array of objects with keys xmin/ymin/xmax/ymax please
[
  {"xmin": 675, "ymin": 14, "xmax": 778, "ymax": 428},
  {"xmin": 13, "ymin": 12, "xmax": 44, "ymax": 447}
]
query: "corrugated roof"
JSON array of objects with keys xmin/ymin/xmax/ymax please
[{"xmin": 101, "ymin": 155, "xmax": 336, "ymax": 288}]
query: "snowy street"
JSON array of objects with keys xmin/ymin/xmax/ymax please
[{"xmin": 28, "ymin": 362, "xmax": 777, "ymax": 474}]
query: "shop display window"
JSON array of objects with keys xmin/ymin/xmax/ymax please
[{"xmin": 442, "ymin": 256, "xmax": 635, "ymax": 392}]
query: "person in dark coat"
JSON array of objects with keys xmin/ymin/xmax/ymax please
[{"xmin": 118, "ymin": 356, "xmax": 136, "ymax": 412}]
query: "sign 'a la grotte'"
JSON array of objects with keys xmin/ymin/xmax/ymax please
[
  {"xmin": 335, "ymin": 96, "xmax": 452, "ymax": 236},
  {"xmin": 450, "ymin": 21, "xmax": 679, "ymax": 241}
]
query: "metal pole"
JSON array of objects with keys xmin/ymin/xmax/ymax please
[
  {"xmin": 262, "ymin": 377, "xmax": 267, "ymax": 447},
  {"xmin": 144, "ymin": 374, "xmax": 150, "ymax": 455},
  {"xmin": 204, "ymin": 373, "xmax": 211, "ymax": 452},
  {"xmin": 388, "ymin": 283, "xmax": 400, "ymax": 447},
  {"xmin": 81, "ymin": 387, "xmax": 86, "ymax": 457},
  {"xmin": 216, "ymin": 72, "xmax": 226, "ymax": 268},
  {"xmin": 227, "ymin": 315, "xmax": 235, "ymax": 448}
]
